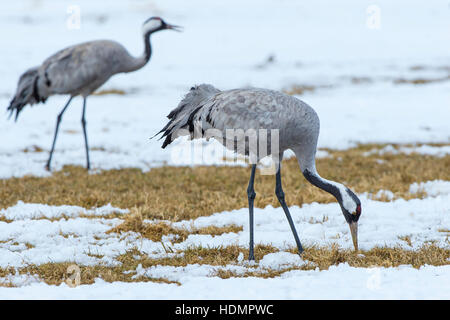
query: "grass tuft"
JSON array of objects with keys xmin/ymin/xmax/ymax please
[{"xmin": 107, "ymin": 210, "xmax": 242, "ymax": 242}]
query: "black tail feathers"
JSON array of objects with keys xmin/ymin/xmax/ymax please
[
  {"xmin": 151, "ymin": 84, "xmax": 220, "ymax": 149},
  {"xmin": 7, "ymin": 97, "xmax": 27, "ymax": 122},
  {"xmin": 7, "ymin": 67, "xmax": 45, "ymax": 121}
]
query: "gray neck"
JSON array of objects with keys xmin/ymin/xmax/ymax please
[
  {"xmin": 122, "ymin": 31, "xmax": 153, "ymax": 73},
  {"xmin": 294, "ymin": 147, "xmax": 344, "ymax": 203},
  {"xmin": 294, "ymin": 147, "xmax": 358, "ymax": 214},
  {"xmin": 302, "ymin": 165, "xmax": 343, "ymax": 203}
]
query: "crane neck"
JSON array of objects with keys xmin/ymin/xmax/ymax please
[
  {"xmin": 294, "ymin": 147, "xmax": 359, "ymax": 216},
  {"xmin": 294, "ymin": 148, "xmax": 343, "ymax": 203},
  {"xmin": 302, "ymin": 167, "xmax": 342, "ymax": 203},
  {"xmin": 143, "ymin": 30, "xmax": 153, "ymax": 63},
  {"xmin": 121, "ymin": 30, "xmax": 154, "ymax": 73}
]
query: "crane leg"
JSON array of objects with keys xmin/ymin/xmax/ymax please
[
  {"xmin": 81, "ymin": 98, "xmax": 90, "ymax": 170},
  {"xmin": 46, "ymin": 97, "xmax": 73, "ymax": 171},
  {"xmin": 275, "ymin": 166, "xmax": 304, "ymax": 255},
  {"xmin": 247, "ymin": 164, "xmax": 257, "ymax": 261}
]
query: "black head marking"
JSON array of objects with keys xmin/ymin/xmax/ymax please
[{"xmin": 302, "ymin": 169, "xmax": 361, "ymax": 223}]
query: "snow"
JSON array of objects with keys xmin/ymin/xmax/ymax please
[
  {"xmin": 0, "ymin": 216, "xmax": 133, "ymax": 268},
  {"xmin": 258, "ymin": 252, "xmax": 305, "ymax": 270},
  {"xmin": 0, "ymin": 273, "xmax": 41, "ymax": 288},
  {"xmin": 0, "ymin": 201, "xmax": 129, "ymax": 220},
  {"xmin": 1, "ymin": 264, "xmax": 449, "ymax": 299},
  {"xmin": 364, "ymin": 145, "xmax": 450, "ymax": 158},
  {"xmin": 409, "ymin": 180, "xmax": 450, "ymax": 197},
  {"xmin": 0, "ymin": 0, "xmax": 448, "ymax": 299},
  {"xmin": 373, "ymin": 190, "xmax": 395, "ymax": 201}
]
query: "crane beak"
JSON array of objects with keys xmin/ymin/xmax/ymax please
[
  {"xmin": 166, "ymin": 23, "xmax": 183, "ymax": 32},
  {"xmin": 349, "ymin": 222, "xmax": 358, "ymax": 251}
]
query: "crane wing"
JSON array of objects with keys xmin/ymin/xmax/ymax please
[
  {"xmin": 39, "ymin": 40, "xmax": 128, "ymax": 96},
  {"xmin": 199, "ymin": 88, "xmax": 303, "ymax": 132}
]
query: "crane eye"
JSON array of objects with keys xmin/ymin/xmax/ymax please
[{"xmin": 356, "ymin": 204, "xmax": 361, "ymax": 215}]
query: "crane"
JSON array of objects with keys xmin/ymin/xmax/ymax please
[
  {"xmin": 155, "ymin": 84, "xmax": 362, "ymax": 260},
  {"xmin": 7, "ymin": 17, "xmax": 181, "ymax": 170}
]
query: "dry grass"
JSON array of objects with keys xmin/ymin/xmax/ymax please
[
  {"xmin": 92, "ymin": 89, "xmax": 127, "ymax": 96},
  {"xmin": 107, "ymin": 209, "xmax": 242, "ymax": 243},
  {"xmin": 18, "ymin": 262, "xmax": 180, "ymax": 286},
  {"xmin": 283, "ymin": 84, "xmax": 332, "ymax": 95},
  {"xmin": 301, "ymin": 244, "xmax": 449, "ymax": 270},
  {"xmin": 92, "ymin": 88, "xmax": 140, "ymax": 96},
  {"xmin": 394, "ymin": 76, "xmax": 450, "ymax": 85},
  {"xmin": 393, "ymin": 76, "xmax": 450, "ymax": 85},
  {"xmin": 129, "ymin": 245, "xmax": 279, "ymax": 269},
  {"xmin": 398, "ymin": 235, "xmax": 413, "ymax": 247},
  {"xmin": 0, "ymin": 283, "xmax": 15, "ymax": 288},
  {"xmin": 2, "ymin": 244, "xmax": 447, "ymax": 284},
  {"xmin": 349, "ymin": 76, "xmax": 373, "ymax": 84},
  {"xmin": 1, "ymin": 144, "xmax": 448, "ymax": 222},
  {"xmin": 21, "ymin": 145, "xmax": 44, "ymax": 153}
]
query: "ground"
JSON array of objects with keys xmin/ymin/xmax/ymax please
[{"xmin": 0, "ymin": 0, "xmax": 449, "ymax": 299}]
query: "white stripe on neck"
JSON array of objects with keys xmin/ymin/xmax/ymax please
[{"xmin": 306, "ymin": 163, "xmax": 357, "ymax": 213}]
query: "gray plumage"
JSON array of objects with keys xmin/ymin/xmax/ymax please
[
  {"xmin": 158, "ymin": 84, "xmax": 319, "ymax": 169},
  {"xmin": 156, "ymin": 84, "xmax": 362, "ymax": 256},
  {"xmin": 7, "ymin": 17, "xmax": 181, "ymax": 170}
]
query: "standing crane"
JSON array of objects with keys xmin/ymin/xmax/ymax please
[
  {"xmin": 155, "ymin": 84, "xmax": 362, "ymax": 260},
  {"xmin": 7, "ymin": 17, "xmax": 181, "ymax": 171}
]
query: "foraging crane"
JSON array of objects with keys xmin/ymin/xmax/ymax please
[
  {"xmin": 7, "ymin": 17, "xmax": 181, "ymax": 171},
  {"xmin": 155, "ymin": 84, "xmax": 362, "ymax": 260}
]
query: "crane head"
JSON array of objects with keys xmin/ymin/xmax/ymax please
[
  {"xmin": 142, "ymin": 17, "xmax": 183, "ymax": 35},
  {"xmin": 338, "ymin": 187, "xmax": 362, "ymax": 251}
]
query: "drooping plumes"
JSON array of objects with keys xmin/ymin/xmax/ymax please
[
  {"xmin": 156, "ymin": 84, "xmax": 221, "ymax": 148},
  {"xmin": 7, "ymin": 67, "xmax": 46, "ymax": 121}
]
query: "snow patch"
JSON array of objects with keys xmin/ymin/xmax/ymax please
[
  {"xmin": 373, "ymin": 190, "xmax": 395, "ymax": 201},
  {"xmin": 258, "ymin": 252, "xmax": 305, "ymax": 270},
  {"xmin": 409, "ymin": 180, "xmax": 450, "ymax": 197},
  {"xmin": 0, "ymin": 201, "xmax": 129, "ymax": 221},
  {"xmin": 364, "ymin": 145, "xmax": 450, "ymax": 158}
]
